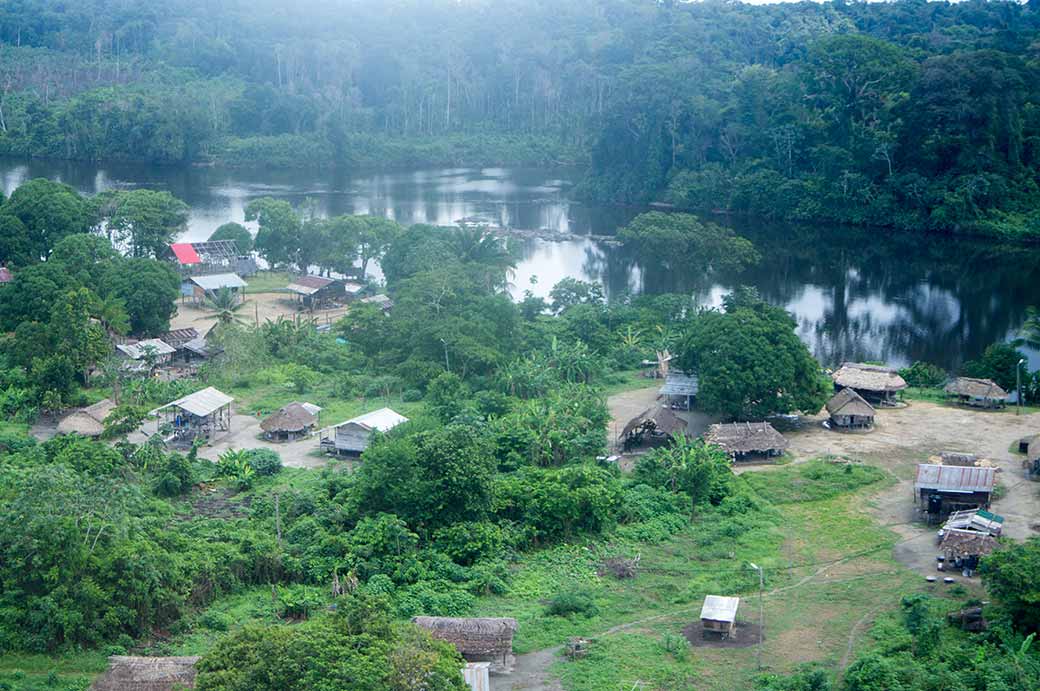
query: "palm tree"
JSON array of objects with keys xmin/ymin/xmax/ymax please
[
  {"xmin": 1016, "ymin": 306, "xmax": 1040, "ymax": 349},
  {"xmin": 450, "ymin": 227, "xmax": 517, "ymax": 290},
  {"xmin": 91, "ymin": 293, "xmax": 130, "ymax": 337},
  {"xmin": 197, "ymin": 287, "xmax": 250, "ymax": 328}
]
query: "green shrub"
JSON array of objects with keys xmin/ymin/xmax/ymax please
[
  {"xmin": 402, "ymin": 388, "xmax": 423, "ymax": 402},
  {"xmin": 245, "ymin": 448, "xmax": 282, "ymax": 476},
  {"xmin": 545, "ymin": 588, "xmax": 599, "ymax": 618},
  {"xmin": 898, "ymin": 361, "xmax": 948, "ymax": 389}
]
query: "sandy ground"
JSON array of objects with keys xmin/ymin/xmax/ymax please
[
  {"xmin": 491, "ymin": 647, "xmax": 562, "ymax": 691},
  {"xmin": 606, "ymin": 386, "xmax": 720, "ymax": 468},
  {"xmin": 127, "ymin": 413, "xmax": 329, "ymax": 468},
  {"xmin": 169, "ymin": 291, "xmax": 350, "ymax": 331}
]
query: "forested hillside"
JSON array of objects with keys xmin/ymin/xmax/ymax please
[{"xmin": 1, "ymin": 0, "xmax": 1040, "ymax": 231}]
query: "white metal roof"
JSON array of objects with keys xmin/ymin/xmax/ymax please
[
  {"xmin": 299, "ymin": 402, "xmax": 322, "ymax": 416},
  {"xmin": 660, "ymin": 372, "xmax": 699, "ymax": 397},
  {"xmin": 152, "ymin": 386, "xmax": 234, "ymax": 417},
  {"xmin": 342, "ymin": 281, "xmax": 364, "ymax": 295},
  {"xmin": 116, "ymin": 339, "xmax": 176, "ymax": 359},
  {"xmin": 700, "ymin": 595, "xmax": 740, "ymax": 623},
  {"xmin": 914, "ymin": 464, "xmax": 995, "ymax": 494},
  {"xmin": 326, "ymin": 407, "xmax": 408, "ymax": 433},
  {"xmin": 191, "ymin": 273, "xmax": 247, "ymax": 291}
]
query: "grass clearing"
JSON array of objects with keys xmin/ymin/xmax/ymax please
[
  {"xmin": 743, "ymin": 459, "xmax": 890, "ymax": 505},
  {"xmin": 242, "ymin": 271, "xmax": 292, "ymax": 294},
  {"xmin": 0, "ymin": 651, "xmax": 107, "ymax": 691}
]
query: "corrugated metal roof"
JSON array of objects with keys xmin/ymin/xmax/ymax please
[
  {"xmin": 326, "ymin": 407, "xmax": 408, "ymax": 433},
  {"xmin": 299, "ymin": 402, "xmax": 322, "ymax": 416},
  {"xmin": 342, "ymin": 281, "xmax": 364, "ymax": 294},
  {"xmin": 286, "ymin": 275, "xmax": 335, "ymax": 295},
  {"xmin": 700, "ymin": 595, "xmax": 739, "ymax": 623},
  {"xmin": 914, "ymin": 464, "xmax": 995, "ymax": 494},
  {"xmin": 170, "ymin": 243, "xmax": 201, "ymax": 264},
  {"xmin": 153, "ymin": 386, "xmax": 233, "ymax": 417},
  {"xmin": 116, "ymin": 339, "xmax": 177, "ymax": 359},
  {"xmin": 191, "ymin": 273, "xmax": 247, "ymax": 291},
  {"xmin": 660, "ymin": 372, "xmax": 699, "ymax": 397}
]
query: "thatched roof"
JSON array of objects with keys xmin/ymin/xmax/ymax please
[
  {"xmin": 260, "ymin": 402, "xmax": 318, "ymax": 433},
  {"xmin": 705, "ymin": 422, "xmax": 788, "ymax": 455},
  {"xmin": 57, "ymin": 399, "xmax": 116, "ymax": 437},
  {"xmin": 944, "ymin": 377, "xmax": 1008, "ymax": 401},
  {"xmin": 412, "ymin": 617, "xmax": 517, "ymax": 670},
  {"xmin": 940, "ymin": 529, "xmax": 1000, "ymax": 559},
  {"xmin": 90, "ymin": 655, "xmax": 199, "ymax": 691},
  {"xmin": 621, "ymin": 406, "xmax": 688, "ymax": 438},
  {"xmin": 938, "ymin": 452, "xmax": 978, "ymax": 467},
  {"xmin": 832, "ymin": 363, "xmax": 907, "ymax": 393},
  {"xmin": 825, "ymin": 388, "xmax": 875, "ymax": 417}
]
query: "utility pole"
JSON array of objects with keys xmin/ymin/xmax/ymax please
[
  {"xmin": 1017, "ymin": 359, "xmax": 1025, "ymax": 415},
  {"xmin": 749, "ymin": 562, "xmax": 764, "ymax": 670}
]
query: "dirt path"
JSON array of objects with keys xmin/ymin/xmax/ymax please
[
  {"xmin": 169, "ymin": 291, "xmax": 349, "ymax": 331},
  {"xmin": 491, "ymin": 647, "xmax": 562, "ymax": 691}
]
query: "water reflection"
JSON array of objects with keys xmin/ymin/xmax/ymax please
[{"xmin": 2, "ymin": 158, "xmax": 1038, "ymax": 370}]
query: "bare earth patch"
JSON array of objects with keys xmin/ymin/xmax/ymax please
[
  {"xmin": 682, "ymin": 621, "xmax": 763, "ymax": 649},
  {"xmin": 169, "ymin": 291, "xmax": 350, "ymax": 331}
]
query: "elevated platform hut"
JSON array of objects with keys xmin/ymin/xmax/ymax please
[
  {"xmin": 914, "ymin": 464, "xmax": 995, "ymax": 519},
  {"xmin": 944, "ymin": 377, "xmax": 1008, "ymax": 409},
  {"xmin": 151, "ymin": 387, "xmax": 233, "ymax": 446},
  {"xmin": 412, "ymin": 617, "xmax": 518, "ymax": 675},
  {"xmin": 89, "ymin": 655, "xmax": 199, "ymax": 691},
  {"xmin": 832, "ymin": 362, "xmax": 907, "ymax": 407},
  {"xmin": 286, "ymin": 275, "xmax": 346, "ymax": 310},
  {"xmin": 187, "ymin": 273, "xmax": 247, "ymax": 306},
  {"xmin": 825, "ymin": 388, "xmax": 876, "ymax": 430},
  {"xmin": 940, "ymin": 528, "xmax": 1000, "ymax": 576},
  {"xmin": 57, "ymin": 399, "xmax": 116, "ymax": 438},
  {"xmin": 260, "ymin": 402, "xmax": 321, "ymax": 441},
  {"xmin": 620, "ymin": 406, "xmax": 687, "ymax": 451},
  {"xmin": 700, "ymin": 595, "xmax": 740, "ymax": 639},
  {"xmin": 659, "ymin": 372, "xmax": 698, "ymax": 410},
  {"xmin": 704, "ymin": 422, "xmax": 788, "ymax": 461},
  {"xmin": 320, "ymin": 407, "xmax": 408, "ymax": 456},
  {"xmin": 169, "ymin": 240, "xmax": 256, "ymax": 278}
]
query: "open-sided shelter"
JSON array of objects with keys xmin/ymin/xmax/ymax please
[
  {"xmin": 825, "ymin": 388, "xmax": 876, "ymax": 430},
  {"xmin": 412, "ymin": 617, "xmax": 518, "ymax": 674},
  {"xmin": 944, "ymin": 377, "xmax": 1008, "ymax": 409},
  {"xmin": 659, "ymin": 372, "xmax": 699, "ymax": 410},
  {"xmin": 914, "ymin": 464, "xmax": 995, "ymax": 517},
  {"xmin": 320, "ymin": 407, "xmax": 408, "ymax": 456},
  {"xmin": 260, "ymin": 402, "xmax": 321, "ymax": 441},
  {"xmin": 89, "ymin": 655, "xmax": 199, "ymax": 691},
  {"xmin": 620, "ymin": 406, "xmax": 687, "ymax": 450},
  {"xmin": 286, "ymin": 275, "xmax": 346, "ymax": 309},
  {"xmin": 187, "ymin": 273, "xmax": 247, "ymax": 306},
  {"xmin": 700, "ymin": 595, "xmax": 740, "ymax": 638},
  {"xmin": 832, "ymin": 362, "xmax": 907, "ymax": 406},
  {"xmin": 151, "ymin": 386, "xmax": 233, "ymax": 446},
  {"xmin": 57, "ymin": 399, "xmax": 116, "ymax": 438},
  {"xmin": 116, "ymin": 339, "xmax": 177, "ymax": 369},
  {"xmin": 704, "ymin": 422, "xmax": 788, "ymax": 461}
]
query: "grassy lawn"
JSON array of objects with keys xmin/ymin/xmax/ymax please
[
  {"xmin": 0, "ymin": 652, "xmax": 108, "ymax": 691},
  {"xmin": 599, "ymin": 369, "xmax": 656, "ymax": 397},
  {"xmin": 242, "ymin": 271, "xmax": 292, "ymax": 294},
  {"xmin": 225, "ymin": 379, "xmax": 426, "ymax": 425}
]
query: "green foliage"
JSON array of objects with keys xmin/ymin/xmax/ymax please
[
  {"xmin": 244, "ymin": 449, "xmax": 282, "ymax": 477},
  {"xmin": 980, "ymin": 538, "xmax": 1040, "ymax": 634},
  {"xmin": 742, "ymin": 460, "xmax": 887, "ymax": 505},
  {"xmin": 217, "ymin": 450, "xmax": 257, "ymax": 490},
  {"xmin": 961, "ymin": 343, "xmax": 1027, "ymax": 393},
  {"xmin": 898, "ymin": 362, "xmax": 948, "ymax": 389},
  {"xmin": 545, "ymin": 589, "xmax": 599, "ymax": 618},
  {"xmin": 95, "ymin": 189, "xmax": 189, "ymax": 258},
  {"xmin": 209, "ymin": 222, "xmax": 254, "ymax": 254},
  {"xmin": 632, "ymin": 436, "xmax": 733, "ymax": 510},
  {"xmin": 618, "ymin": 211, "xmax": 760, "ymax": 274}
]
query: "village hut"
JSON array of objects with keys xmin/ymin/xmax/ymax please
[
  {"xmin": 619, "ymin": 406, "xmax": 687, "ymax": 451},
  {"xmin": 151, "ymin": 386, "xmax": 233, "ymax": 446},
  {"xmin": 116, "ymin": 339, "xmax": 177, "ymax": 370},
  {"xmin": 57, "ymin": 399, "xmax": 116, "ymax": 437},
  {"xmin": 940, "ymin": 528, "xmax": 1001, "ymax": 575},
  {"xmin": 412, "ymin": 617, "xmax": 518, "ymax": 674},
  {"xmin": 169, "ymin": 240, "xmax": 255, "ymax": 278},
  {"xmin": 825, "ymin": 388, "xmax": 875, "ymax": 430},
  {"xmin": 700, "ymin": 595, "xmax": 740, "ymax": 639},
  {"xmin": 89, "ymin": 655, "xmax": 199, "ymax": 691},
  {"xmin": 342, "ymin": 281, "xmax": 364, "ymax": 301},
  {"xmin": 286, "ymin": 275, "xmax": 346, "ymax": 309},
  {"xmin": 360, "ymin": 293, "xmax": 394, "ymax": 312},
  {"xmin": 944, "ymin": 377, "xmax": 1008, "ymax": 409},
  {"xmin": 704, "ymin": 422, "xmax": 788, "ymax": 461},
  {"xmin": 188, "ymin": 273, "xmax": 247, "ymax": 306},
  {"xmin": 659, "ymin": 372, "xmax": 699, "ymax": 410},
  {"xmin": 914, "ymin": 464, "xmax": 995, "ymax": 518},
  {"xmin": 319, "ymin": 407, "xmax": 408, "ymax": 456},
  {"xmin": 832, "ymin": 363, "xmax": 907, "ymax": 406},
  {"xmin": 260, "ymin": 402, "xmax": 321, "ymax": 441}
]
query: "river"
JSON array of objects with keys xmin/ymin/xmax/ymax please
[{"xmin": 3, "ymin": 158, "xmax": 1038, "ymax": 371}]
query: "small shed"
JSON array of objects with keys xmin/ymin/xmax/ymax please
[
  {"xmin": 940, "ymin": 528, "xmax": 1000, "ymax": 574},
  {"xmin": 825, "ymin": 388, "xmax": 875, "ymax": 430},
  {"xmin": 342, "ymin": 281, "xmax": 364, "ymax": 301},
  {"xmin": 158, "ymin": 328, "xmax": 201, "ymax": 355},
  {"xmin": 151, "ymin": 386, "xmax": 233, "ymax": 446},
  {"xmin": 659, "ymin": 372, "xmax": 699, "ymax": 410},
  {"xmin": 360, "ymin": 294, "xmax": 394, "ymax": 312},
  {"xmin": 704, "ymin": 422, "xmax": 788, "ymax": 461},
  {"xmin": 700, "ymin": 595, "xmax": 740, "ymax": 638},
  {"xmin": 260, "ymin": 402, "xmax": 321, "ymax": 441},
  {"xmin": 89, "ymin": 655, "xmax": 199, "ymax": 691},
  {"xmin": 57, "ymin": 399, "xmax": 116, "ymax": 438},
  {"xmin": 412, "ymin": 617, "xmax": 517, "ymax": 674},
  {"xmin": 116, "ymin": 339, "xmax": 177, "ymax": 368},
  {"xmin": 286, "ymin": 275, "xmax": 346, "ymax": 309},
  {"xmin": 320, "ymin": 407, "xmax": 408, "ymax": 456},
  {"xmin": 188, "ymin": 273, "xmax": 247, "ymax": 305},
  {"xmin": 914, "ymin": 464, "xmax": 995, "ymax": 517},
  {"xmin": 944, "ymin": 377, "xmax": 1008, "ymax": 409},
  {"xmin": 832, "ymin": 362, "xmax": 907, "ymax": 406},
  {"xmin": 620, "ymin": 406, "xmax": 687, "ymax": 451}
]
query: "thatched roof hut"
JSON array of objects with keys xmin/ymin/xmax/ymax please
[
  {"xmin": 412, "ymin": 617, "xmax": 517, "ymax": 674},
  {"xmin": 832, "ymin": 363, "xmax": 906, "ymax": 405},
  {"xmin": 825, "ymin": 388, "xmax": 875, "ymax": 429},
  {"xmin": 57, "ymin": 399, "xmax": 116, "ymax": 437},
  {"xmin": 621, "ymin": 406, "xmax": 687, "ymax": 439},
  {"xmin": 705, "ymin": 421, "xmax": 788, "ymax": 459},
  {"xmin": 260, "ymin": 402, "xmax": 320, "ymax": 441},
  {"xmin": 944, "ymin": 377, "xmax": 1008, "ymax": 408},
  {"xmin": 90, "ymin": 655, "xmax": 199, "ymax": 691}
]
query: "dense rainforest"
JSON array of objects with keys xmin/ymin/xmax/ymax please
[{"xmin": 2, "ymin": 1, "xmax": 1040, "ymax": 235}]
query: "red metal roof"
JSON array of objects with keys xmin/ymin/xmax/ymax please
[
  {"xmin": 170, "ymin": 243, "xmax": 201, "ymax": 265},
  {"xmin": 0, "ymin": 266, "xmax": 12, "ymax": 283}
]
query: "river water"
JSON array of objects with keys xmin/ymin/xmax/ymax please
[{"xmin": 3, "ymin": 158, "xmax": 1038, "ymax": 371}]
